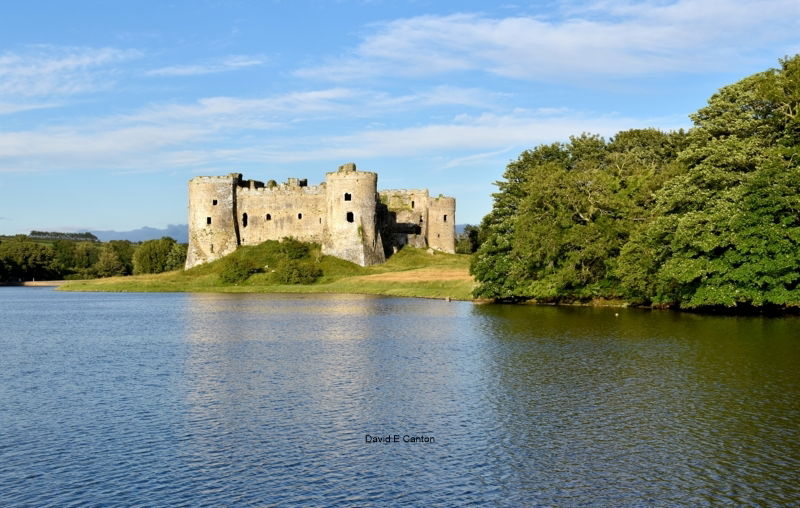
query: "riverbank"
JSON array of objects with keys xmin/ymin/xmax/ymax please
[{"xmin": 59, "ymin": 247, "xmax": 476, "ymax": 300}]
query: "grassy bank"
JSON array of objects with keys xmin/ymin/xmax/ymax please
[{"xmin": 60, "ymin": 244, "xmax": 475, "ymax": 300}]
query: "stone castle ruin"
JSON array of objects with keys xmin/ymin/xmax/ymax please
[{"xmin": 185, "ymin": 162, "xmax": 456, "ymax": 269}]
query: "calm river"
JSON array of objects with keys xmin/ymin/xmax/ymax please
[{"xmin": 1, "ymin": 288, "xmax": 799, "ymax": 506}]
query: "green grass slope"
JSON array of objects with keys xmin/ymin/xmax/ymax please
[{"xmin": 60, "ymin": 241, "xmax": 475, "ymax": 300}]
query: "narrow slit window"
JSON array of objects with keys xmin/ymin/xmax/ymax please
[
  {"xmin": 346, "ymin": 212, "xmax": 354, "ymax": 222},
  {"xmin": 344, "ymin": 192, "xmax": 352, "ymax": 201},
  {"xmin": 319, "ymin": 218, "xmax": 322, "ymax": 224},
  {"xmin": 298, "ymin": 213, "xmax": 303, "ymax": 220},
  {"xmin": 443, "ymin": 214, "xmax": 447, "ymax": 222},
  {"xmin": 210, "ymin": 244, "xmax": 214, "ymax": 253},
  {"xmin": 212, "ymin": 199, "xmax": 218, "ymax": 206},
  {"xmin": 411, "ymin": 200, "xmax": 415, "ymax": 208},
  {"xmin": 206, "ymin": 217, "xmax": 212, "ymax": 225},
  {"xmin": 266, "ymin": 213, "xmax": 271, "ymax": 221},
  {"xmin": 242, "ymin": 213, "xmax": 248, "ymax": 227}
]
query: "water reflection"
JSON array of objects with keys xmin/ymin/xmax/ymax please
[{"xmin": 1, "ymin": 289, "xmax": 798, "ymax": 506}]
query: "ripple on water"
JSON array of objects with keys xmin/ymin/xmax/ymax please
[{"xmin": 0, "ymin": 290, "xmax": 799, "ymax": 506}]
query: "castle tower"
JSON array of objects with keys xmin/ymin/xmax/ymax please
[
  {"xmin": 323, "ymin": 163, "xmax": 386, "ymax": 266},
  {"xmin": 185, "ymin": 173, "xmax": 241, "ymax": 269},
  {"xmin": 427, "ymin": 196, "xmax": 456, "ymax": 254}
]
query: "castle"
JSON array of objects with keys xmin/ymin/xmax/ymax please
[{"xmin": 185, "ymin": 163, "xmax": 456, "ymax": 269}]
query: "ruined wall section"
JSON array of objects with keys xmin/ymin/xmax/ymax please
[
  {"xmin": 323, "ymin": 163, "xmax": 385, "ymax": 266},
  {"xmin": 378, "ymin": 189, "xmax": 429, "ymax": 253},
  {"xmin": 236, "ymin": 178, "xmax": 326, "ymax": 246},
  {"xmin": 427, "ymin": 196, "xmax": 456, "ymax": 254},
  {"xmin": 185, "ymin": 174, "xmax": 241, "ymax": 269}
]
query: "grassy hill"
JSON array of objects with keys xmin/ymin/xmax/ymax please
[{"xmin": 60, "ymin": 242, "xmax": 475, "ymax": 300}]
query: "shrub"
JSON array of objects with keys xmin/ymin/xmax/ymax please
[
  {"xmin": 273, "ymin": 259, "xmax": 322, "ymax": 284},
  {"xmin": 218, "ymin": 257, "xmax": 257, "ymax": 284},
  {"xmin": 278, "ymin": 237, "xmax": 310, "ymax": 260}
]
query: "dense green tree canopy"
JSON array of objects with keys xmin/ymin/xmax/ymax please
[{"xmin": 472, "ymin": 55, "xmax": 800, "ymax": 310}]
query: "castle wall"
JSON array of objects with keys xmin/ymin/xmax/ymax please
[
  {"xmin": 185, "ymin": 163, "xmax": 454, "ymax": 269},
  {"xmin": 322, "ymin": 163, "xmax": 385, "ymax": 266},
  {"xmin": 426, "ymin": 196, "xmax": 456, "ymax": 254},
  {"xmin": 185, "ymin": 174, "xmax": 241, "ymax": 269},
  {"xmin": 379, "ymin": 189, "xmax": 429, "ymax": 252},
  {"xmin": 236, "ymin": 179, "xmax": 326, "ymax": 246}
]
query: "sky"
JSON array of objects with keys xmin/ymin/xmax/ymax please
[{"xmin": 1, "ymin": 0, "xmax": 799, "ymax": 234}]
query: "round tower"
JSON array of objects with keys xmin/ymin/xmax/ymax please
[
  {"xmin": 185, "ymin": 174, "xmax": 241, "ymax": 269},
  {"xmin": 427, "ymin": 196, "xmax": 456, "ymax": 254},
  {"xmin": 323, "ymin": 163, "xmax": 385, "ymax": 266}
]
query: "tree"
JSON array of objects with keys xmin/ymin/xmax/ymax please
[
  {"xmin": 94, "ymin": 245, "xmax": 126, "ymax": 278},
  {"xmin": 133, "ymin": 237, "xmax": 178, "ymax": 274},
  {"xmin": 455, "ymin": 225, "xmax": 480, "ymax": 254},
  {"xmin": 164, "ymin": 242, "xmax": 187, "ymax": 271},
  {"xmin": 618, "ymin": 55, "xmax": 800, "ymax": 308}
]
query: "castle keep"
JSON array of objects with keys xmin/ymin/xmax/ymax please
[{"xmin": 185, "ymin": 163, "xmax": 456, "ymax": 268}]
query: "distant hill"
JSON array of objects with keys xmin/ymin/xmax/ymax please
[{"xmin": 91, "ymin": 224, "xmax": 188, "ymax": 244}]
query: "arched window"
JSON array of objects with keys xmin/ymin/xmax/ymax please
[
  {"xmin": 242, "ymin": 213, "xmax": 248, "ymax": 227},
  {"xmin": 266, "ymin": 213, "xmax": 271, "ymax": 221},
  {"xmin": 411, "ymin": 200, "xmax": 414, "ymax": 208},
  {"xmin": 298, "ymin": 213, "xmax": 303, "ymax": 220},
  {"xmin": 346, "ymin": 212, "xmax": 354, "ymax": 222},
  {"xmin": 344, "ymin": 192, "xmax": 352, "ymax": 201}
]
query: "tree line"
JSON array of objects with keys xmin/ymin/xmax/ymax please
[
  {"xmin": 471, "ymin": 55, "xmax": 800, "ymax": 310},
  {"xmin": 0, "ymin": 235, "xmax": 187, "ymax": 282}
]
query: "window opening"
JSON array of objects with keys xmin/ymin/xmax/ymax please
[
  {"xmin": 212, "ymin": 199, "xmax": 218, "ymax": 205},
  {"xmin": 411, "ymin": 200, "xmax": 414, "ymax": 208},
  {"xmin": 346, "ymin": 212, "xmax": 354, "ymax": 223},
  {"xmin": 206, "ymin": 217, "xmax": 211, "ymax": 225},
  {"xmin": 443, "ymin": 214, "xmax": 447, "ymax": 222},
  {"xmin": 266, "ymin": 213, "xmax": 271, "ymax": 221},
  {"xmin": 210, "ymin": 244, "xmax": 214, "ymax": 253},
  {"xmin": 242, "ymin": 213, "xmax": 248, "ymax": 227},
  {"xmin": 344, "ymin": 192, "xmax": 352, "ymax": 201},
  {"xmin": 298, "ymin": 213, "xmax": 303, "ymax": 220}
]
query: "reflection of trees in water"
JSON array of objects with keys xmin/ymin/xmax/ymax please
[{"xmin": 469, "ymin": 304, "xmax": 800, "ymax": 503}]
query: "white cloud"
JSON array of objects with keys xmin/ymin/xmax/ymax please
[
  {"xmin": 296, "ymin": 0, "xmax": 800, "ymax": 82},
  {"xmin": 0, "ymin": 45, "xmax": 141, "ymax": 98},
  {"xmin": 145, "ymin": 54, "xmax": 267, "ymax": 76}
]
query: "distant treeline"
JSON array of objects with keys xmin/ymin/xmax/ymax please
[
  {"xmin": 28, "ymin": 231, "xmax": 99, "ymax": 242},
  {"xmin": 471, "ymin": 55, "xmax": 800, "ymax": 310},
  {"xmin": 0, "ymin": 235, "xmax": 187, "ymax": 282}
]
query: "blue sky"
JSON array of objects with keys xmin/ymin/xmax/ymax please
[{"xmin": 1, "ymin": 0, "xmax": 798, "ymax": 234}]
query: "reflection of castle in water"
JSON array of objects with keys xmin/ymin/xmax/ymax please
[{"xmin": 186, "ymin": 162, "xmax": 456, "ymax": 269}]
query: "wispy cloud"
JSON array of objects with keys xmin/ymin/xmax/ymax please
[
  {"xmin": 297, "ymin": 0, "xmax": 800, "ymax": 82},
  {"xmin": 145, "ymin": 54, "xmax": 267, "ymax": 76},
  {"xmin": 0, "ymin": 86, "xmax": 687, "ymax": 173},
  {"xmin": 0, "ymin": 45, "xmax": 141, "ymax": 98}
]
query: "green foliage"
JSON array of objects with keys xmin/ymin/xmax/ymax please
[
  {"xmin": 455, "ymin": 225, "xmax": 480, "ymax": 254},
  {"xmin": 273, "ymin": 259, "xmax": 322, "ymax": 284},
  {"xmin": 473, "ymin": 54, "xmax": 800, "ymax": 310},
  {"xmin": 218, "ymin": 256, "xmax": 258, "ymax": 284},
  {"xmin": 619, "ymin": 55, "xmax": 800, "ymax": 308},
  {"xmin": 94, "ymin": 245, "xmax": 126, "ymax": 278},
  {"xmin": 0, "ymin": 240, "xmax": 57, "ymax": 280},
  {"xmin": 133, "ymin": 237, "xmax": 179, "ymax": 274},
  {"xmin": 164, "ymin": 242, "xmax": 188, "ymax": 271},
  {"xmin": 277, "ymin": 237, "xmax": 310, "ymax": 259}
]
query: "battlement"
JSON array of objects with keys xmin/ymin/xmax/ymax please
[{"xmin": 185, "ymin": 162, "xmax": 456, "ymax": 268}]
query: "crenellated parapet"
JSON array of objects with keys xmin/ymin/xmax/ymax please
[{"xmin": 185, "ymin": 163, "xmax": 455, "ymax": 268}]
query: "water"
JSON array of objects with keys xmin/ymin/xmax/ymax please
[{"xmin": 1, "ymin": 288, "xmax": 798, "ymax": 506}]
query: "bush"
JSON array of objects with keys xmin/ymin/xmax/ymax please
[
  {"xmin": 273, "ymin": 259, "xmax": 322, "ymax": 284},
  {"xmin": 218, "ymin": 257, "xmax": 257, "ymax": 284},
  {"xmin": 278, "ymin": 237, "xmax": 309, "ymax": 260}
]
